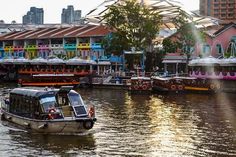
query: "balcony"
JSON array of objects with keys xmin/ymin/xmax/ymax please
[
  {"xmin": 25, "ymin": 45, "xmax": 37, "ymax": 50},
  {"xmin": 64, "ymin": 44, "xmax": 77, "ymax": 50},
  {"xmin": 78, "ymin": 43, "xmax": 90, "ymax": 49},
  {"xmin": 38, "ymin": 45, "xmax": 50, "ymax": 50},
  {"xmin": 51, "ymin": 44, "xmax": 63, "ymax": 49},
  {"xmin": 4, "ymin": 46, "xmax": 14, "ymax": 52},
  {"xmin": 13, "ymin": 46, "xmax": 24, "ymax": 51},
  {"xmin": 91, "ymin": 43, "xmax": 102, "ymax": 49}
]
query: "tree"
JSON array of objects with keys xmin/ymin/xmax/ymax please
[
  {"xmin": 162, "ymin": 38, "xmax": 181, "ymax": 54},
  {"xmin": 171, "ymin": 10, "xmax": 205, "ymax": 72},
  {"xmin": 103, "ymin": 0, "xmax": 161, "ymax": 54}
]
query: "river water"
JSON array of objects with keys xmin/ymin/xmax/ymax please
[{"xmin": 0, "ymin": 84, "xmax": 236, "ymax": 156}]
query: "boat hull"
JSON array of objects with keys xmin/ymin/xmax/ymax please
[{"xmin": 1, "ymin": 111, "xmax": 96, "ymax": 135}]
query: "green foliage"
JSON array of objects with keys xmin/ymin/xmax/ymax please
[
  {"xmin": 102, "ymin": 33, "xmax": 128, "ymax": 55},
  {"xmin": 224, "ymin": 52, "xmax": 231, "ymax": 58},
  {"xmin": 172, "ymin": 10, "xmax": 205, "ymax": 50},
  {"xmin": 162, "ymin": 38, "xmax": 181, "ymax": 54},
  {"xmin": 103, "ymin": 0, "xmax": 161, "ymax": 54},
  {"xmin": 171, "ymin": 10, "xmax": 206, "ymax": 72}
]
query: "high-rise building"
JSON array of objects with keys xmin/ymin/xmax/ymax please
[
  {"xmin": 61, "ymin": 5, "xmax": 82, "ymax": 24},
  {"xmin": 22, "ymin": 7, "xmax": 44, "ymax": 25},
  {"xmin": 199, "ymin": 0, "xmax": 236, "ymax": 23}
]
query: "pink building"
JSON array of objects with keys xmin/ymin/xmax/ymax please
[
  {"xmin": 162, "ymin": 23, "xmax": 236, "ymax": 74},
  {"xmin": 198, "ymin": 22, "xmax": 236, "ymax": 58}
]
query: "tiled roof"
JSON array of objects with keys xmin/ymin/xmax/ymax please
[
  {"xmin": 25, "ymin": 28, "xmax": 55, "ymax": 39},
  {"xmin": 0, "ymin": 31, "xmax": 19, "ymax": 40},
  {"xmin": 0, "ymin": 25, "xmax": 111, "ymax": 41},
  {"xmin": 213, "ymin": 22, "xmax": 236, "ymax": 36},
  {"xmin": 0, "ymin": 30, "xmax": 31, "ymax": 40},
  {"xmin": 64, "ymin": 25, "xmax": 95, "ymax": 37},
  {"xmin": 12, "ymin": 30, "xmax": 36, "ymax": 40},
  {"xmin": 79, "ymin": 25, "xmax": 110, "ymax": 37},
  {"xmin": 37, "ymin": 27, "xmax": 60, "ymax": 38}
]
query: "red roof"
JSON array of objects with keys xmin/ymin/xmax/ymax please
[
  {"xmin": 25, "ymin": 28, "xmax": 56, "ymax": 39},
  {"xmin": 79, "ymin": 25, "xmax": 110, "ymax": 37},
  {"xmin": 0, "ymin": 31, "xmax": 19, "ymax": 40},
  {"xmin": 0, "ymin": 25, "xmax": 111, "ymax": 41},
  {"xmin": 64, "ymin": 25, "xmax": 95, "ymax": 37},
  {"xmin": 0, "ymin": 30, "xmax": 32, "ymax": 40},
  {"xmin": 50, "ymin": 27, "xmax": 81, "ymax": 38}
]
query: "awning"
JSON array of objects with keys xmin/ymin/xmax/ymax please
[{"xmin": 162, "ymin": 60, "xmax": 186, "ymax": 63}]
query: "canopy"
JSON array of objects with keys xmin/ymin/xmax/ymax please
[
  {"xmin": 85, "ymin": 0, "xmax": 219, "ymax": 28},
  {"xmin": 30, "ymin": 57, "xmax": 48, "ymax": 64},
  {"xmin": 189, "ymin": 56, "xmax": 220, "ymax": 66},
  {"xmin": 219, "ymin": 56, "xmax": 236, "ymax": 66},
  {"xmin": 14, "ymin": 57, "xmax": 30, "ymax": 64},
  {"xmin": 66, "ymin": 57, "xmax": 93, "ymax": 65},
  {"xmin": 1, "ymin": 57, "xmax": 14, "ymax": 64},
  {"xmin": 47, "ymin": 56, "xmax": 65, "ymax": 65}
]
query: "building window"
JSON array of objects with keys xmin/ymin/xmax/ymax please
[
  {"xmin": 228, "ymin": 14, "xmax": 234, "ymax": 18},
  {"xmin": 221, "ymin": 14, "xmax": 226, "ymax": 18},
  {"xmin": 221, "ymin": 4, "xmax": 226, "ymax": 8},
  {"xmin": 216, "ymin": 44, "xmax": 223, "ymax": 54},
  {"xmin": 214, "ymin": 9, "xmax": 219, "ymax": 13},
  {"xmin": 203, "ymin": 44, "xmax": 211, "ymax": 54}
]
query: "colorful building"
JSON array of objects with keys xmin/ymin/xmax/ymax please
[{"xmin": 0, "ymin": 25, "xmax": 114, "ymax": 61}]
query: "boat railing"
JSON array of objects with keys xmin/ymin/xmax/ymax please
[
  {"xmin": 18, "ymin": 67, "xmax": 91, "ymax": 75},
  {"xmin": 190, "ymin": 71, "xmax": 236, "ymax": 79}
]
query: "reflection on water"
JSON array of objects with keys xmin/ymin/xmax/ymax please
[
  {"xmin": 0, "ymin": 85, "xmax": 236, "ymax": 156},
  {"xmin": 0, "ymin": 126, "xmax": 95, "ymax": 156}
]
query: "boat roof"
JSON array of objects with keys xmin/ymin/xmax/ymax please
[
  {"xmin": 10, "ymin": 87, "xmax": 59, "ymax": 98},
  {"xmin": 10, "ymin": 86, "xmax": 78, "ymax": 98},
  {"xmin": 131, "ymin": 76, "xmax": 151, "ymax": 80},
  {"xmin": 173, "ymin": 76, "xmax": 197, "ymax": 80},
  {"xmin": 32, "ymin": 74, "xmax": 75, "ymax": 77},
  {"xmin": 151, "ymin": 76, "xmax": 171, "ymax": 81}
]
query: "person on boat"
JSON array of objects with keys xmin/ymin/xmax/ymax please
[
  {"xmin": 47, "ymin": 104, "xmax": 58, "ymax": 119},
  {"xmin": 164, "ymin": 70, "xmax": 169, "ymax": 77},
  {"xmin": 4, "ymin": 96, "xmax": 9, "ymax": 105}
]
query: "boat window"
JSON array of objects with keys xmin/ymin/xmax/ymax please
[
  {"xmin": 68, "ymin": 93, "xmax": 84, "ymax": 106},
  {"xmin": 40, "ymin": 96, "xmax": 56, "ymax": 112}
]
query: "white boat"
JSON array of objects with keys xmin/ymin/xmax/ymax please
[{"xmin": 0, "ymin": 86, "xmax": 96, "ymax": 134}]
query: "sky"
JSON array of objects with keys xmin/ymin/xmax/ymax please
[{"xmin": 0, "ymin": 0, "xmax": 199, "ymax": 24}]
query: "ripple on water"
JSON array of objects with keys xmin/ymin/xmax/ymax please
[{"xmin": 0, "ymin": 88, "xmax": 236, "ymax": 156}]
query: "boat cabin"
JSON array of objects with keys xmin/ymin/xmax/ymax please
[{"xmin": 7, "ymin": 86, "xmax": 89, "ymax": 120}]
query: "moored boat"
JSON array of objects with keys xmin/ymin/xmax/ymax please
[
  {"xmin": 129, "ymin": 76, "xmax": 152, "ymax": 93},
  {"xmin": 151, "ymin": 76, "xmax": 185, "ymax": 93},
  {"xmin": 0, "ymin": 86, "xmax": 96, "ymax": 134},
  {"xmin": 175, "ymin": 76, "xmax": 220, "ymax": 92},
  {"xmin": 151, "ymin": 75, "xmax": 219, "ymax": 93},
  {"xmin": 19, "ymin": 74, "xmax": 80, "ymax": 87}
]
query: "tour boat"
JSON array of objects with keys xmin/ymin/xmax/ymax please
[
  {"xmin": 129, "ymin": 76, "xmax": 152, "ymax": 93},
  {"xmin": 0, "ymin": 86, "xmax": 96, "ymax": 134},
  {"xmin": 16, "ymin": 57, "xmax": 94, "ymax": 87},
  {"xmin": 18, "ymin": 74, "xmax": 80, "ymax": 87},
  {"xmin": 151, "ymin": 76, "xmax": 218, "ymax": 93},
  {"xmin": 151, "ymin": 76, "xmax": 184, "ymax": 93}
]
